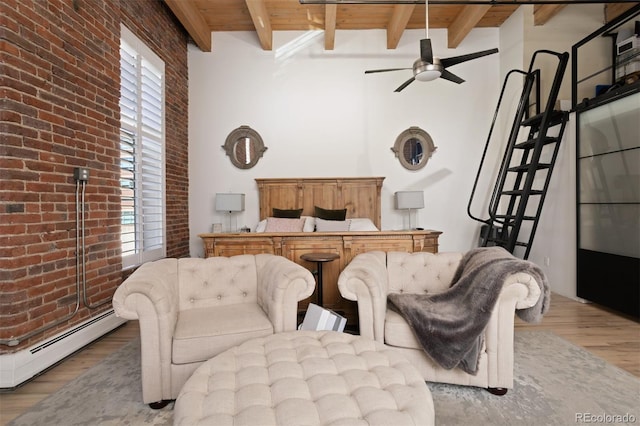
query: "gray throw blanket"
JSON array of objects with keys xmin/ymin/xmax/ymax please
[{"xmin": 388, "ymin": 246, "xmax": 550, "ymax": 375}]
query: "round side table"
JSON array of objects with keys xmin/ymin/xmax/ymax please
[{"xmin": 300, "ymin": 252, "xmax": 340, "ymax": 307}]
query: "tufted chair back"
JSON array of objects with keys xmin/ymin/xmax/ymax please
[
  {"xmin": 386, "ymin": 251, "xmax": 463, "ymax": 295},
  {"xmin": 177, "ymin": 256, "xmax": 258, "ymax": 311}
]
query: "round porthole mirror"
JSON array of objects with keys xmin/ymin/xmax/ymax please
[
  {"xmin": 222, "ymin": 126, "xmax": 267, "ymax": 170},
  {"xmin": 391, "ymin": 126, "xmax": 437, "ymax": 171}
]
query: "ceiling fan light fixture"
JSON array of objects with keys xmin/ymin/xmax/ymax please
[
  {"xmin": 415, "ymin": 69, "xmax": 441, "ymax": 82},
  {"xmin": 413, "ymin": 59, "xmax": 442, "ymax": 82}
]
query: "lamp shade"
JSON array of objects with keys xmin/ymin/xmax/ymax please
[
  {"xmin": 395, "ymin": 191, "xmax": 424, "ymax": 210},
  {"xmin": 215, "ymin": 193, "xmax": 245, "ymax": 212}
]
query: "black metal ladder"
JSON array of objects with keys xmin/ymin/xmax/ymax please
[{"xmin": 468, "ymin": 49, "xmax": 570, "ymax": 259}]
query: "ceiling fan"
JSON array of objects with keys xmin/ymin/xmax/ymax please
[{"xmin": 365, "ymin": 0, "xmax": 498, "ymax": 92}]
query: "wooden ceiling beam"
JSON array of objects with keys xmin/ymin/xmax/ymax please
[
  {"xmin": 534, "ymin": 4, "xmax": 566, "ymax": 26},
  {"xmin": 245, "ymin": 0, "xmax": 273, "ymax": 50},
  {"xmin": 164, "ymin": 0, "xmax": 212, "ymax": 52},
  {"xmin": 387, "ymin": 5, "xmax": 416, "ymax": 49},
  {"xmin": 325, "ymin": 4, "xmax": 337, "ymax": 50},
  {"xmin": 447, "ymin": 5, "xmax": 491, "ymax": 49}
]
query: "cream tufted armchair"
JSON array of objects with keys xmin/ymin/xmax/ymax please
[
  {"xmin": 337, "ymin": 250, "xmax": 547, "ymax": 395},
  {"xmin": 112, "ymin": 254, "xmax": 316, "ymax": 407}
]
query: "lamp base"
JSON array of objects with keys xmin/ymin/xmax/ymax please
[
  {"xmin": 407, "ymin": 208, "xmax": 414, "ymax": 231},
  {"xmin": 403, "ymin": 209, "xmax": 422, "ymax": 231},
  {"xmin": 225, "ymin": 212, "xmax": 241, "ymax": 233}
]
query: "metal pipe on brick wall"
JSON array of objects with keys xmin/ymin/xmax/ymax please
[
  {"xmin": 79, "ymin": 176, "xmax": 111, "ymax": 309},
  {"xmin": 0, "ymin": 176, "xmax": 86, "ymax": 347}
]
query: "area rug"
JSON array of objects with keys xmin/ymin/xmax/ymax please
[{"xmin": 8, "ymin": 331, "xmax": 639, "ymax": 426}]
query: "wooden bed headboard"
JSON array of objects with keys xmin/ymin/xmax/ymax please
[{"xmin": 255, "ymin": 177, "xmax": 385, "ymax": 229}]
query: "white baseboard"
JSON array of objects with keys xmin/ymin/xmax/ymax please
[{"xmin": 0, "ymin": 310, "xmax": 127, "ymax": 388}]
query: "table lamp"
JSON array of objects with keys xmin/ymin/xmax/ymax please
[
  {"xmin": 395, "ymin": 191, "xmax": 424, "ymax": 230},
  {"xmin": 215, "ymin": 193, "xmax": 245, "ymax": 232}
]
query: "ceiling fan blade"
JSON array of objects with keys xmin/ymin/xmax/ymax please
[
  {"xmin": 365, "ymin": 68, "xmax": 411, "ymax": 74},
  {"xmin": 440, "ymin": 48, "xmax": 499, "ymax": 68},
  {"xmin": 394, "ymin": 77, "xmax": 415, "ymax": 92},
  {"xmin": 440, "ymin": 69, "xmax": 465, "ymax": 84},
  {"xmin": 420, "ymin": 39, "xmax": 433, "ymax": 64}
]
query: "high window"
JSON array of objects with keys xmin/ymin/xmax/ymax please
[{"xmin": 119, "ymin": 25, "xmax": 166, "ymax": 269}]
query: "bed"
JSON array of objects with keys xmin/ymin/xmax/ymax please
[{"xmin": 199, "ymin": 177, "xmax": 441, "ymax": 327}]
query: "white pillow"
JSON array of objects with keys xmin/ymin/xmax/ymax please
[
  {"xmin": 348, "ymin": 218, "xmax": 379, "ymax": 231},
  {"xmin": 264, "ymin": 217, "xmax": 305, "ymax": 232},
  {"xmin": 256, "ymin": 216, "xmax": 315, "ymax": 233},
  {"xmin": 302, "ymin": 216, "xmax": 315, "ymax": 232},
  {"xmin": 315, "ymin": 218, "xmax": 351, "ymax": 232}
]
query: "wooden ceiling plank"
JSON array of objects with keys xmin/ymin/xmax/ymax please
[
  {"xmin": 606, "ymin": 3, "xmax": 639, "ymax": 23},
  {"xmin": 534, "ymin": 4, "xmax": 566, "ymax": 26},
  {"xmin": 447, "ymin": 5, "xmax": 492, "ymax": 49},
  {"xmin": 387, "ymin": 5, "xmax": 416, "ymax": 49},
  {"xmin": 245, "ymin": 0, "xmax": 273, "ymax": 50},
  {"xmin": 325, "ymin": 4, "xmax": 337, "ymax": 50},
  {"xmin": 165, "ymin": 0, "xmax": 212, "ymax": 52}
]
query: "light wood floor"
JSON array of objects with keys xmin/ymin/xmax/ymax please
[{"xmin": 0, "ymin": 293, "xmax": 638, "ymax": 425}]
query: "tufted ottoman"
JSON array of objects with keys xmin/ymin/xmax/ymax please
[{"xmin": 173, "ymin": 330, "xmax": 434, "ymax": 426}]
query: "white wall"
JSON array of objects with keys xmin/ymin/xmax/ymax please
[{"xmin": 188, "ymin": 28, "xmax": 501, "ymax": 257}]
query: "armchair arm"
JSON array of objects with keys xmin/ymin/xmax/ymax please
[
  {"xmin": 255, "ymin": 254, "xmax": 316, "ymax": 332},
  {"xmin": 337, "ymin": 251, "xmax": 388, "ymax": 342},
  {"xmin": 112, "ymin": 258, "xmax": 179, "ymax": 403},
  {"xmin": 507, "ymin": 270, "xmax": 549, "ymax": 322},
  {"xmin": 484, "ymin": 270, "xmax": 548, "ymax": 389},
  {"xmin": 112, "ymin": 258, "xmax": 179, "ymax": 321}
]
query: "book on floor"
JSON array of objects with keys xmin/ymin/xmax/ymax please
[{"xmin": 299, "ymin": 303, "xmax": 346, "ymax": 332}]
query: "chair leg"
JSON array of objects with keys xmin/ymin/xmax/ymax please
[
  {"xmin": 149, "ymin": 399, "xmax": 173, "ymax": 409},
  {"xmin": 486, "ymin": 387, "xmax": 508, "ymax": 396}
]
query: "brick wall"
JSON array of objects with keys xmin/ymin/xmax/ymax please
[{"xmin": 0, "ymin": 0, "xmax": 189, "ymax": 351}]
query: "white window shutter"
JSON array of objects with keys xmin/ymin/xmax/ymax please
[{"xmin": 119, "ymin": 26, "xmax": 165, "ymax": 269}]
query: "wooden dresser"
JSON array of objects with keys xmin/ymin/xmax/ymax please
[{"xmin": 199, "ymin": 230, "xmax": 441, "ymax": 326}]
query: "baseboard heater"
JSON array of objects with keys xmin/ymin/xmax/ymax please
[{"xmin": 0, "ymin": 310, "xmax": 127, "ymax": 389}]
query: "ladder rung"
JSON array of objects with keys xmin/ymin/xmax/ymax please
[
  {"xmin": 486, "ymin": 238, "xmax": 528, "ymax": 248},
  {"xmin": 486, "ymin": 237, "xmax": 509, "ymax": 245},
  {"xmin": 507, "ymin": 163, "xmax": 551, "ymax": 172},
  {"xmin": 501, "ymin": 190, "xmax": 544, "ymax": 196},
  {"xmin": 521, "ymin": 110, "xmax": 566, "ymax": 128},
  {"xmin": 514, "ymin": 136, "xmax": 558, "ymax": 149},
  {"xmin": 495, "ymin": 214, "xmax": 536, "ymax": 221}
]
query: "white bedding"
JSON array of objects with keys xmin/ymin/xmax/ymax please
[{"xmin": 255, "ymin": 217, "xmax": 379, "ymax": 233}]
